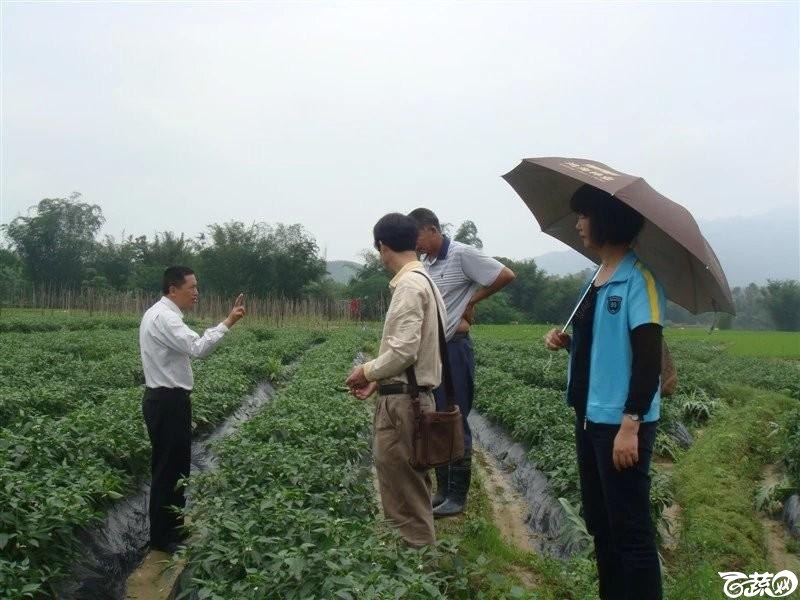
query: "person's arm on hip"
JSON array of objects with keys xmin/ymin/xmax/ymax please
[
  {"xmin": 467, "ymin": 266, "xmax": 516, "ymax": 308},
  {"xmin": 459, "ymin": 246, "xmax": 516, "ymax": 329}
]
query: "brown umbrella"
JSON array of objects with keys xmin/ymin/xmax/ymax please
[{"xmin": 502, "ymin": 157, "xmax": 735, "ymax": 315}]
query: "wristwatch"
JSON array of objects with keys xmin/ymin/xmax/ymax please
[{"xmin": 623, "ymin": 412, "xmax": 641, "ymax": 422}]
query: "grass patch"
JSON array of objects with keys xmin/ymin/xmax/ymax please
[
  {"xmin": 471, "ymin": 324, "xmax": 551, "ymax": 343},
  {"xmin": 471, "ymin": 324, "xmax": 800, "ymax": 360},
  {"xmin": 665, "ymin": 328, "xmax": 800, "ymax": 359},
  {"xmin": 667, "ymin": 385, "xmax": 799, "ymax": 598}
]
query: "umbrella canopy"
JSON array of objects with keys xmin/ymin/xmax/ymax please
[{"xmin": 503, "ymin": 157, "xmax": 735, "ymax": 315}]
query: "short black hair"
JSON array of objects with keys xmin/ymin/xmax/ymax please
[
  {"xmin": 373, "ymin": 213, "xmax": 418, "ymax": 253},
  {"xmin": 408, "ymin": 207, "xmax": 440, "ymax": 231},
  {"xmin": 162, "ymin": 266, "xmax": 195, "ymax": 295},
  {"xmin": 569, "ymin": 185, "xmax": 645, "ymax": 246}
]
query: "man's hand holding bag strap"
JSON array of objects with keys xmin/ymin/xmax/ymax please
[{"xmin": 404, "ymin": 271, "xmax": 465, "ymax": 470}]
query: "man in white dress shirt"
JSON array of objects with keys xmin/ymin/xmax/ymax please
[{"xmin": 139, "ymin": 265, "xmax": 245, "ymax": 552}]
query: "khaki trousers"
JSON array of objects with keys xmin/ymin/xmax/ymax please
[{"xmin": 373, "ymin": 391, "xmax": 435, "ymax": 547}]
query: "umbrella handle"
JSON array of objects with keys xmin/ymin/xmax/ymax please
[{"xmin": 561, "ymin": 267, "xmax": 601, "ymax": 334}]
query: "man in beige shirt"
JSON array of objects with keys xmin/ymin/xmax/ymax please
[{"xmin": 346, "ymin": 213, "xmax": 447, "ymax": 547}]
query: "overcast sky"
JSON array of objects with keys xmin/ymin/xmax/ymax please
[{"xmin": 1, "ymin": 1, "xmax": 798, "ymax": 263}]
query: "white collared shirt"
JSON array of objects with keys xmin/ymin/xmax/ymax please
[{"xmin": 139, "ymin": 297, "xmax": 229, "ymax": 390}]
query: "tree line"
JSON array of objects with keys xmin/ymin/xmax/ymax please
[
  {"xmin": 0, "ymin": 194, "xmax": 328, "ymax": 300},
  {"xmin": 1, "ymin": 194, "xmax": 798, "ymax": 330}
]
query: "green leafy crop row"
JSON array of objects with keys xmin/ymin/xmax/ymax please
[
  {"xmin": 178, "ymin": 329, "xmax": 477, "ymax": 600},
  {"xmin": 0, "ymin": 321, "xmax": 322, "ymax": 598}
]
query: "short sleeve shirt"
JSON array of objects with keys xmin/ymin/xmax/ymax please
[{"xmin": 422, "ymin": 237, "xmax": 504, "ymax": 340}]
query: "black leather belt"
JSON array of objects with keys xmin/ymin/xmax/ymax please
[{"xmin": 378, "ymin": 383, "xmax": 433, "ymax": 396}]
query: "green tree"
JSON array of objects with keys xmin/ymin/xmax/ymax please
[
  {"xmin": 493, "ymin": 258, "xmax": 548, "ymax": 321},
  {"xmin": 454, "ymin": 220, "xmax": 483, "ymax": 249},
  {"xmin": 475, "ymin": 292, "xmax": 527, "ymax": 324},
  {"xmin": 92, "ymin": 235, "xmax": 138, "ymax": 290},
  {"xmin": 305, "ymin": 277, "xmax": 347, "ymax": 305},
  {"xmin": 763, "ymin": 279, "xmax": 800, "ymax": 331},
  {"xmin": 732, "ymin": 283, "xmax": 774, "ymax": 330},
  {"xmin": 0, "ymin": 247, "xmax": 21, "ymax": 270},
  {"xmin": 198, "ymin": 222, "xmax": 326, "ymax": 298},
  {"xmin": 346, "ymin": 251, "xmax": 391, "ymax": 319},
  {"xmin": 471, "ymin": 259, "xmax": 586, "ymax": 324},
  {"xmin": 130, "ymin": 232, "xmax": 200, "ymax": 292},
  {"xmin": 260, "ymin": 224, "xmax": 327, "ymax": 298},
  {"xmin": 200, "ymin": 222, "xmax": 262, "ymax": 296},
  {"xmin": 537, "ymin": 271, "xmax": 589, "ymax": 324},
  {"xmin": 2, "ymin": 193, "xmax": 104, "ymax": 287},
  {"xmin": 717, "ymin": 313, "xmax": 734, "ymax": 330},
  {"xmin": 0, "ymin": 248, "xmax": 27, "ymax": 304},
  {"xmin": 81, "ymin": 267, "xmax": 112, "ymax": 291}
]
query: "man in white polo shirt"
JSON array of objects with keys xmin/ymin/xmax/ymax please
[
  {"xmin": 139, "ymin": 265, "xmax": 245, "ymax": 552},
  {"xmin": 409, "ymin": 208, "xmax": 516, "ymax": 517}
]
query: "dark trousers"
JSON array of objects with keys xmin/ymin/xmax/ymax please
[
  {"xmin": 142, "ymin": 387, "xmax": 192, "ymax": 548},
  {"xmin": 575, "ymin": 416, "xmax": 663, "ymax": 600},
  {"xmin": 433, "ymin": 332, "xmax": 475, "ymax": 451}
]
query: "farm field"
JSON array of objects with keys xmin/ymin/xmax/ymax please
[
  {"xmin": 666, "ymin": 328, "xmax": 800, "ymax": 359},
  {"xmin": 471, "ymin": 324, "xmax": 800, "ymax": 360},
  {"xmin": 1, "ymin": 313, "xmax": 799, "ymax": 599},
  {"xmin": 469, "ymin": 324, "xmax": 800, "ymax": 599},
  {"xmin": 0, "ymin": 313, "xmax": 326, "ymax": 598}
]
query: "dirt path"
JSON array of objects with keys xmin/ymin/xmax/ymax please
[
  {"xmin": 370, "ymin": 443, "xmax": 541, "ymax": 556},
  {"xmin": 468, "ymin": 411, "xmax": 573, "ymax": 558},
  {"xmin": 473, "ymin": 446, "xmax": 541, "ymax": 554},
  {"xmin": 125, "ymin": 552, "xmax": 183, "ymax": 600},
  {"xmin": 471, "ymin": 446, "xmax": 542, "ymax": 588},
  {"xmin": 371, "ymin": 464, "xmax": 382, "ymax": 510},
  {"xmin": 760, "ymin": 465, "xmax": 800, "ymax": 574},
  {"xmin": 654, "ymin": 457, "xmax": 682, "ymax": 553},
  {"xmin": 762, "ymin": 517, "xmax": 800, "ymax": 574}
]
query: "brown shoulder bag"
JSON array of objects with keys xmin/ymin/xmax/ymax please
[{"xmin": 405, "ymin": 271, "xmax": 465, "ymax": 470}]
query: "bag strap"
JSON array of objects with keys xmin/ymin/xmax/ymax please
[{"xmin": 404, "ymin": 270, "xmax": 455, "ymax": 411}]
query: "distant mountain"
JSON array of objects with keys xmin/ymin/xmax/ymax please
[
  {"xmin": 697, "ymin": 207, "xmax": 799, "ymax": 287},
  {"xmin": 532, "ymin": 206, "xmax": 800, "ymax": 287},
  {"xmin": 326, "ymin": 260, "xmax": 361, "ymax": 284},
  {"xmin": 532, "ymin": 251, "xmax": 594, "ymax": 276}
]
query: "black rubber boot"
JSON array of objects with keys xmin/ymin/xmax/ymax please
[
  {"xmin": 431, "ymin": 465, "xmax": 450, "ymax": 508},
  {"xmin": 433, "ymin": 453, "xmax": 472, "ymax": 518}
]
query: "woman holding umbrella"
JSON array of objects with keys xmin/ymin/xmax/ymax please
[
  {"xmin": 544, "ymin": 184, "xmax": 665, "ymax": 600},
  {"xmin": 504, "ymin": 156, "xmax": 734, "ymax": 600}
]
